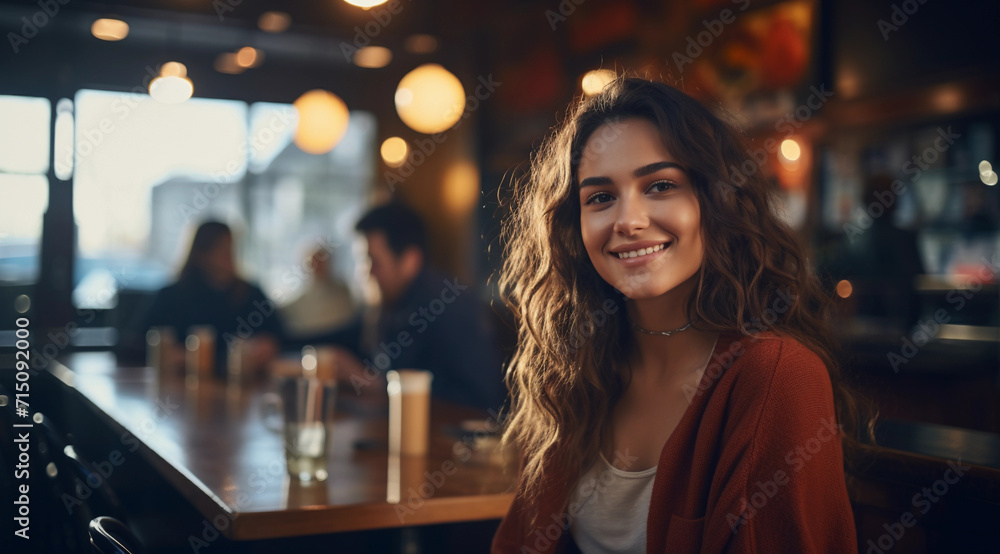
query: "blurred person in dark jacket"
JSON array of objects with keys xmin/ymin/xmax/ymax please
[
  {"xmin": 320, "ymin": 203, "xmax": 506, "ymax": 411},
  {"xmin": 143, "ymin": 221, "xmax": 284, "ymax": 378}
]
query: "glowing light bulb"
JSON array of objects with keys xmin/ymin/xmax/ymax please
[
  {"xmin": 780, "ymin": 139, "xmax": 801, "ymax": 162},
  {"xmin": 91, "ymin": 18, "xmax": 128, "ymax": 41},
  {"xmin": 395, "ymin": 64, "xmax": 465, "ymax": 134},
  {"xmin": 380, "ymin": 137, "xmax": 408, "ymax": 167}
]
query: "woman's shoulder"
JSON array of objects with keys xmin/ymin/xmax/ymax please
[
  {"xmin": 709, "ymin": 331, "xmax": 838, "ymax": 445},
  {"xmin": 719, "ymin": 330, "xmax": 832, "ymax": 401}
]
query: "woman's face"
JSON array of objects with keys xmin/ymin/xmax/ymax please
[
  {"xmin": 202, "ymin": 234, "xmax": 236, "ymax": 286},
  {"xmin": 577, "ymin": 117, "xmax": 704, "ymax": 300}
]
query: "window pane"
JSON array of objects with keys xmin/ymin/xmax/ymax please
[
  {"xmin": 0, "ymin": 95, "xmax": 50, "ymax": 174},
  {"xmin": 73, "ymin": 89, "xmax": 248, "ymax": 259},
  {"xmin": 70, "ymin": 90, "xmax": 374, "ymax": 325},
  {"xmin": 0, "ymin": 174, "xmax": 48, "ymax": 283}
]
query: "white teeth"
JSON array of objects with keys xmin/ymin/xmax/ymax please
[{"xmin": 616, "ymin": 243, "xmax": 668, "ymax": 259}]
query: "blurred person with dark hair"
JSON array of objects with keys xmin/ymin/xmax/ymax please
[
  {"xmin": 142, "ymin": 221, "xmax": 285, "ymax": 377},
  {"xmin": 325, "ymin": 202, "xmax": 506, "ymax": 411},
  {"xmin": 280, "ymin": 245, "xmax": 358, "ymax": 339}
]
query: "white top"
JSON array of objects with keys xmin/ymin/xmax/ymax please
[{"xmin": 568, "ymin": 452, "xmax": 657, "ymax": 554}]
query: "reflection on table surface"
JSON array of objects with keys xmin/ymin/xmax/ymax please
[{"xmin": 50, "ymin": 352, "xmax": 515, "ymax": 541}]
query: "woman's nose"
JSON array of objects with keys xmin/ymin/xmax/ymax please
[{"xmin": 612, "ymin": 193, "xmax": 649, "ymax": 237}]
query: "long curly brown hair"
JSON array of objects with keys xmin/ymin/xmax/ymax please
[{"xmin": 499, "ymin": 77, "xmax": 877, "ymax": 513}]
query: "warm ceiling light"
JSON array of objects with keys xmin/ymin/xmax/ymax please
[
  {"xmin": 836, "ymin": 280, "xmax": 852, "ymax": 298},
  {"xmin": 443, "ymin": 161, "xmax": 480, "ymax": 215},
  {"xmin": 404, "ymin": 34, "xmax": 438, "ymax": 54},
  {"xmin": 236, "ymin": 47, "xmax": 259, "ymax": 68},
  {"xmin": 293, "ymin": 90, "xmax": 350, "ymax": 155},
  {"xmin": 344, "ymin": 0, "xmax": 390, "ymax": 8},
  {"xmin": 149, "ymin": 75, "xmax": 193, "ymax": 104},
  {"xmin": 214, "ymin": 53, "xmax": 244, "ymax": 75},
  {"xmin": 380, "ymin": 137, "xmax": 408, "ymax": 167},
  {"xmin": 353, "ymin": 46, "xmax": 392, "ymax": 68},
  {"xmin": 160, "ymin": 61, "xmax": 187, "ymax": 78},
  {"xmin": 982, "ymin": 171, "xmax": 998, "ymax": 186},
  {"xmin": 91, "ymin": 18, "xmax": 129, "ymax": 41},
  {"xmin": 780, "ymin": 139, "xmax": 801, "ymax": 161},
  {"xmin": 258, "ymin": 11, "xmax": 291, "ymax": 33},
  {"xmin": 933, "ymin": 86, "xmax": 962, "ymax": 113},
  {"xmin": 395, "ymin": 64, "xmax": 465, "ymax": 134},
  {"xmin": 980, "ymin": 160, "xmax": 992, "ymax": 176},
  {"xmin": 581, "ymin": 69, "xmax": 616, "ymax": 96}
]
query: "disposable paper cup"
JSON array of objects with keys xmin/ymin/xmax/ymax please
[{"xmin": 387, "ymin": 369, "xmax": 433, "ymax": 456}]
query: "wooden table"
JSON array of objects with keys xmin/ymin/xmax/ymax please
[{"xmin": 49, "ymin": 353, "xmax": 516, "ymax": 541}]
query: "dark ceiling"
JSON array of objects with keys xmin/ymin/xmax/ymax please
[{"xmin": 0, "ymin": 0, "xmax": 491, "ymax": 109}]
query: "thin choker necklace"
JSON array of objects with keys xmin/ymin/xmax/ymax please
[{"xmin": 628, "ymin": 315, "xmax": 692, "ymax": 336}]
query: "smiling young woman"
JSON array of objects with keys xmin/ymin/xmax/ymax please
[{"xmin": 492, "ymin": 78, "xmax": 876, "ymax": 553}]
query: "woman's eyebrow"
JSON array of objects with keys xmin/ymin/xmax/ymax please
[
  {"xmin": 579, "ymin": 161, "xmax": 685, "ymax": 189},
  {"xmin": 633, "ymin": 161, "xmax": 684, "ymax": 177}
]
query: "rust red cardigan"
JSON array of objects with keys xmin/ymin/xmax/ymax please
[{"xmin": 491, "ymin": 331, "xmax": 857, "ymax": 553}]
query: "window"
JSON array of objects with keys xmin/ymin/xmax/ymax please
[
  {"xmin": 70, "ymin": 89, "xmax": 374, "ymax": 337},
  {"xmin": 0, "ymin": 95, "xmax": 50, "ymax": 285}
]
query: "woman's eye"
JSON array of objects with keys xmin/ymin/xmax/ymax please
[
  {"xmin": 649, "ymin": 180, "xmax": 676, "ymax": 193},
  {"xmin": 584, "ymin": 192, "xmax": 613, "ymax": 205}
]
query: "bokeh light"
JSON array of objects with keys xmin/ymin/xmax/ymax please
[
  {"xmin": 214, "ymin": 53, "xmax": 244, "ymax": 75},
  {"xmin": 149, "ymin": 71, "xmax": 193, "ymax": 104},
  {"xmin": 380, "ymin": 137, "xmax": 408, "ymax": 167},
  {"xmin": 293, "ymin": 90, "xmax": 350, "ymax": 155},
  {"xmin": 258, "ymin": 11, "xmax": 291, "ymax": 33},
  {"xmin": 344, "ymin": 0, "xmax": 389, "ymax": 8},
  {"xmin": 236, "ymin": 47, "xmax": 259, "ymax": 68},
  {"xmin": 443, "ymin": 161, "xmax": 480, "ymax": 215},
  {"xmin": 780, "ymin": 139, "xmax": 802, "ymax": 161},
  {"xmin": 395, "ymin": 64, "xmax": 465, "ymax": 134},
  {"xmin": 836, "ymin": 280, "xmax": 853, "ymax": 298},
  {"xmin": 354, "ymin": 46, "xmax": 392, "ymax": 68},
  {"xmin": 404, "ymin": 34, "xmax": 438, "ymax": 54},
  {"xmin": 91, "ymin": 18, "xmax": 129, "ymax": 41},
  {"xmin": 160, "ymin": 62, "xmax": 187, "ymax": 78},
  {"xmin": 581, "ymin": 69, "xmax": 615, "ymax": 96}
]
